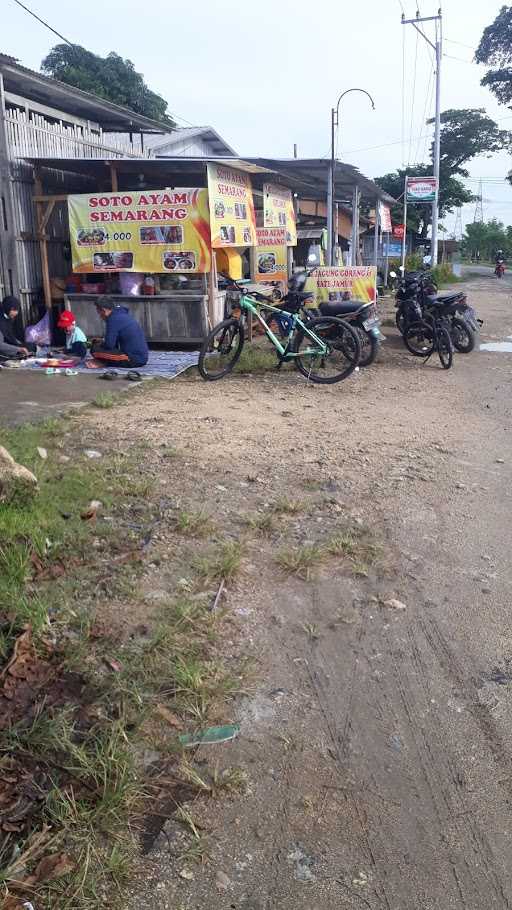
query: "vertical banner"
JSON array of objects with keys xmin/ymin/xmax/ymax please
[
  {"xmin": 254, "ymin": 227, "xmax": 287, "ymax": 282},
  {"xmin": 263, "ymin": 183, "xmax": 297, "ymax": 246},
  {"xmin": 378, "ymin": 202, "xmax": 392, "ymax": 233},
  {"xmin": 67, "ymin": 188, "xmax": 211, "ymax": 273},
  {"xmin": 207, "ymin": 163, "xmax": 257, "ymax": 248}
]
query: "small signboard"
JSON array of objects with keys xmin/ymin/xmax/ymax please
[{"xmin": 406, "ymin": 177, "xmax": 437, "ymax": 203}]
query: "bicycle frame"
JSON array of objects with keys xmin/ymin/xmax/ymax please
[{"xmin": 237, "ymin": 293, "xmax": 329, "ymax": 359}]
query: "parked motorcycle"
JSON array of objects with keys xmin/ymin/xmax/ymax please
[{"xmin": 394, "ymin": 270, "xmax": 480, "ymax": 353}]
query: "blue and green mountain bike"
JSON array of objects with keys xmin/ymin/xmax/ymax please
[{"xmin": 198, "ymin": 277, "xmax": 361, "ymax": 384}]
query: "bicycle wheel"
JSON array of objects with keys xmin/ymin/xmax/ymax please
[
  {"xmin": 292, "ymin": 316, "xmax": 361, "ymax": 384},
  {"xmin": 404, "ymin": 320, "xmax": 435, "ymax": 357},
  {"xmin": 437, "ymin": 326, "xmax": 453, "ymax": 370},
  {"xmin": 198, "ymin": 318, "xmax": 244, "ymax": 380}
]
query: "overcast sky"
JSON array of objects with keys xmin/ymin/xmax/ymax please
[{"xmin": 3, "ymin": 0, "xmax": 512, "ymax": 234}]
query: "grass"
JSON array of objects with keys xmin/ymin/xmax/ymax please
[
  {"xmin": 194, "ymin": 540, "xmax": 243, "ymax": 584},
  {"xmin": 272, "ymin": 496, "xmax": 307, "ymax": 515},
  {"xmin": 276, "ymin": 527, "xmax": 380, "ymax": 580},
  {"xmin": 276, "ymin": 544, "xmax": 323, "ymax": 579},
  {"xmin": 245, "ymin": 511, "xmax": 276, "ymax": 535},
  {"xmin": 234, "ymin": 343, "xmax": 279, "ymax": 374},
  {"xmin": 175, "ymin": 509, "xmax": 214, "ymax": 538},
  {"xmin": 92, "ymin": 392, "xmax": 117, "ymax": 409},
  {"xmin": 0, "ymin": 417, "xmax": 242, "ymax": 909}
]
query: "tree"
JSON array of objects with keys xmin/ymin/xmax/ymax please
[
  {"xmin": 462, "ymin": 219, "xmax": 511, "ymax": 261},
  {"xmin": 41, "ymin": 44, "xmax": 175, "ymax": 126},
  {"xmin": 375, "ymin": 109, "xmax": 509, "ymax": 239},
  {"xmin": 475, "ymin": 6, "xmax": 512, "ymax": 107}
]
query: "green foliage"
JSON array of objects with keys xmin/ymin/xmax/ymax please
[
  {"xmin": 376, "ymin": 109, "xmax": 509, "ymax": 238},
  {"xmin": 41, "ymin": 44, "xmax": 175, "ymax": 126},
  {"xmin": 431, "ymin": 263, "xmax": 456, "ymax": 286},
  {"xmin": 476, "ymin": 6, "xmax": 512, "ymax": 107},
  {"xmin": 462, "ymin": 218, "xmax": 512, "ymax": 260}
]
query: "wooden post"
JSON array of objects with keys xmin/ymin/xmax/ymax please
[
  {"xmin": 207, "ymin": 252, "xmax": 218, "ymax": 329},
  {"xmin": 0, "ymin": 72, "xmax": 20, "ymax": 299},
  {"xmin": 34, "ymin": 171, "xmax": 52, "ymax": 312},
  {"xmin": 110, "ymin": 164, "xmax": 118, "ymax": 192}
]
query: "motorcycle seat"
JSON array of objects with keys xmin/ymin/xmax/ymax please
[
  {"xmin": 427, "ymin": 292, "xmax": 463, "ymax": 306},
  {"xmin": 319, "ymin": 300, "xmax": 369, "ymax": 317}
]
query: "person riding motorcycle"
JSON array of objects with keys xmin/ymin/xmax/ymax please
[{"xmin": 495, "ymin": 250, "xmax": 506, "ymax": 277}]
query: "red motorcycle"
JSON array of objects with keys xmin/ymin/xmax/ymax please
[{"xmin": 495, "ymin": 259, "xmax": 505, "ymax": 278}]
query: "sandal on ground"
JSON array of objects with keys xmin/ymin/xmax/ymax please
[
  {"xmin": 126, "ymin": 370, "xmax": 142, "ymax": 382},
  {"xmin": 100, "ymin": 370, "xmax": 118, "ymax": 380}
]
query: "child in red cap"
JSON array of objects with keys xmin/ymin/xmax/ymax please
[{"xmin": 57, "ymin": 311, "xmax": 87, "ymax": 359}]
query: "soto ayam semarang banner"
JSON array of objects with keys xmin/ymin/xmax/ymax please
[
  {"xmin": 254, "ymin": 227, "xmax": 288, "ymax": 283},
  {"xmin": 207, "ymin": 164, "xmax": 257, "ymax": 248},
  {"xmin": 313, "ymin": 266, "xmax": 377, "ymax": 304},
  {"xmin": 68, "ymin": 188, "xmax": 212, "ymax": 273},
  {"xmin": 263, "ymin": 183, "xmax": 297, "ymax": 246}
]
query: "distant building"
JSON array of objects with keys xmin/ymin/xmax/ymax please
[{"xmin": 141, "ymin": 126, "xmax": 236, "ymax": 158}]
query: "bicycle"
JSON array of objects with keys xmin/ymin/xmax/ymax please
[
  {"xmin": 198, "ymin": 277, "xmax": 361, "ymax": 384},
  {"xmin": 403, "ymin": 303, "xmax": 454, "ymax": 370}
]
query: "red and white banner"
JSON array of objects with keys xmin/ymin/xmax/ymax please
[{"xmin": 379, "ymin": 203, "xmax": 392, "ymax": 233}]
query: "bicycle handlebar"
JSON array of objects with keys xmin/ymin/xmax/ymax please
[{"xmin": 218, "ymin": 273, "xmax": 276, "ymax": 303}]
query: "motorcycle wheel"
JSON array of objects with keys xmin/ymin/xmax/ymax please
[
  {"xmin": 356, "ymin": 328, "xmax": 380, "ymax": 367},
  {"xmin": 395, "ymin": 309, "xmax": 405, "ymax": 334},
  {"xmin": 451, "ymin": 317, "xmax": 475, "ymax": 353},
  {"xmin": 404, "ymin": 320, "xmax": 435, "ymax": 357}
]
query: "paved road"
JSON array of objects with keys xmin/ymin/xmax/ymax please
[{"xmin": 462, "ymin": 263, "xmax": 512, "ymax": 284}]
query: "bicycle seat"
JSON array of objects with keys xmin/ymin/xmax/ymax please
[{"xmin": 319, "ymin": 300, "xmax": 369, "ymax": 317}]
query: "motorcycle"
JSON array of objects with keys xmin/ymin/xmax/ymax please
[
  {"xmin": 279, "ymin": 272, "xmax": 381, "ymax": 367},
  {"xmin": 495, "ymin": 259, "xmax": 505, "ymax": 278},
  {"xmin": 395, "ymin": 270, "xmax": 480, "ymax": 353}
]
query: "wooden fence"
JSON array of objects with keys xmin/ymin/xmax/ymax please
[{"xmin": 5, "ymin": 107, "xmax": 149, "ymax": 160}]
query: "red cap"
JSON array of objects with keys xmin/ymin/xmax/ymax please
[{"xmin": 57, "ymin": 311, "xmax": 76, "ymax": 329}]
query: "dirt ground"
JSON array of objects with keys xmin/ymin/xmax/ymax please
[{"xmin": 89, "ymin": 275, "xmax": 512, "ymax": 910}]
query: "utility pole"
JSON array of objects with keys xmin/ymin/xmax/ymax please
[{"xmin": 402, "ymin": 9, "xmax": 442, "ymax": 266}]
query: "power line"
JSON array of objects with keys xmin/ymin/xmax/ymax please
[
  {"xmin": 11, "ymin": 0, "xmax": 75, "ymax": 45},
  {"xmin": 444, "ymin": 37, "xmax": 476, "ymax": 51},
  {"xmin": 11, "ymin": 0, "xmax": 199, "ymax": 131}
]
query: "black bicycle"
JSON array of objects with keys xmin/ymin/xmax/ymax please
[{"xmin": 403, "ymin": 305, "xmax": 453, "ymax": 370}]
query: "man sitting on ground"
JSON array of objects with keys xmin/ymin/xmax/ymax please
[
  {"xmin": 0, "ymin": 296, "xmax": 29, "ymax": 361},
  {"xmin": 89, "ymin": 297, "xmax": 148, "ymax": 368}
]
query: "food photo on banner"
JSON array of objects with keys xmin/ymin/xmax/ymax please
[
  {"xmin": 254, "ymin": 227, "xmax": 288, "ymax": 283},
  {"xmin": 207, "ymin": 164, "xmax": 257, "ymax": 248},
  {"xmin": 67, "ymin": 188, "xmax": 212, "ymax": 273},
  {"xmin": 263, "ymin": 183, "xmax": 297, "ymax": 246},
  {"xmin": 313, "ymin": 266, "xmax": 377, "ymax": 304}
]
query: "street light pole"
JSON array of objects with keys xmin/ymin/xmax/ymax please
[
  {"xmin": 402, "ymin": 9, "xmax": 442, "ymax": 267},
  {"xmin": 328, "ymin": 88, "xmax": 375, "ymax": 266}
]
